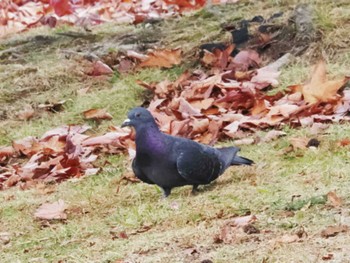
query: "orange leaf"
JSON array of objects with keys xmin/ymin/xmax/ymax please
[
  {"xmin": 139, "ymin": 49, "xmax": 182, "ymax": 68},
  {"xmin": 327, "ymin": 191, "xmax": 343, "ymax": 207},
  {"xmin": 289, "ymin": 137, "xmax": 308, "ymax": 150},
  {"xmin": 83, "ymin": 108, "xmax": 113, "ymax": 120},
  {"xmin": 17, "ymin": 104, "xmax": 35, "ymax": 121},
  {"xmin": 293, "ymin": 60, "xmax": 350, "ymax": 104},
  {"xmin": 338, "ymin": 138, "xmax": 350, "ymax": 147}
]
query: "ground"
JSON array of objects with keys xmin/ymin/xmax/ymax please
[{"xmin": 1, "ymin": 0, "xmax": 350, "ymax": 262}]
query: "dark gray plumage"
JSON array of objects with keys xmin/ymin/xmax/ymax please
[{"xmin": 122, "ymin": 107, "xmax": 253, "ymax": 197}]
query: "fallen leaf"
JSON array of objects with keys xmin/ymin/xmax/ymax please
[
  {"xmin": 0, "ymin": 146, "xmax": 16, "ymax": 160},
  {"xmin": 263, "ymin": 130, "xmax": 286, "ymax": 142},
  {"xmin": 289, "ymin": 137, "xmax": 308, "ymax": 150},
  {"xmin": 83, "ymin": 108, "xmax": 113, "ymax": 120},
  {"xmin": 191, "ymin": 118, "xmax": 210, "ymax": 134},
  {"xmin": 34, "ymin": 200, "xmax": 67, "ymax": 220},
  {"xmin": 321, "ymin": 225, "xmax": 348, "ymax": 238},
  {"xmin": 12, "ymin": 137, "xmax": 42, "ymax": 156},
  {"xmin": 50, "ymin": 0, "xmax": 73, "ymax": 17},
  {"xmin": 82, "ymin": 131, "xmax": 131, "ymax": 146},
  {"xmin": 233, "ymin": 138, "xmax": 255, "ymax": 146},
  {"xmin": 38, "ymin": 100, "xmax": 66, "ymax": 112},
  {"xmin": 230, "ymin": 215, "xmax": 257, "ymax": 227},
  {"xmin": 290, "ymin": 60, "xmax": 350, "ymax": 104},
  {"xmin": 327, "ymin": 191, "xmax": 343, "ymax": 207},
  {"xmin": 77, "ymin": 87, "xmax": 91, "ymax": 95},
  {"xmin": 110, "ymin": 228, "xmax": 128, "ymax": 240},
  {"xmin": 0, "ymin": 232, "xmax": 11, "ymax": 245},
  {"xmin": 274, "ymin": 234, "xmax": 301, "ymax": 244},
  {"xmin": 214, "ymin": 215, "xmax": 258, "ymax": 244},
  {"xmin": 309, "ymin": 123, "xmax": 329, "ymax": 135},
  {"xmin": 322, "ymin": 254, "xmax": 334, "ymax": 261},
  {"xmin": 201, "ymin": 50, "xmax": 218, "ymax": 66},
  {"xmin": 90, "ymin": 61, "xmax": 113, "ymax": 76},
  {"xmin": 139, "ymin": 48, "xmax": 182, "ymax": 68},
  {"xmin": 120, "ymin": 172, "xmax": 140, "ymax": 183},
  {"xmin": 232, "ymin": 49, "xmax": 260, "ymax": 70},
  {"xmin": 338, "ymin": 138, "xmax": 350, "ymax": 147},
  {"xmin": 17, "ymin": 104, "xmax": 35, "ymax": 120}
]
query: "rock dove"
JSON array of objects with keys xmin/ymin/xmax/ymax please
[{"xmin": 122, "ymin": 107, "xmax": 253, "ymax": 197}]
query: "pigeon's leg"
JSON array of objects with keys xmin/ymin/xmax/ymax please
[
  {"xmin": 162, "ymin": 187, "xmax": 171, "ymax": 198},
  {"xmin": 191, "ymin": 184, "xmax": 199, "ymax": 194}
]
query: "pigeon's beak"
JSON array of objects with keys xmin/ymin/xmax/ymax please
[{"xmin": 121, "ymin": 118, "xmax": 131, "ymax": 127}]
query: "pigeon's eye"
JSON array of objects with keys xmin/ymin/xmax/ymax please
[{"xmin": 135, "ymin": 112, "xmax": 141, "ymax": 118}]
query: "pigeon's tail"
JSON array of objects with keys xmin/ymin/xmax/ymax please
[{"xmin": 231, "ymin": 155, "xmax": 254, "ymax": 166}]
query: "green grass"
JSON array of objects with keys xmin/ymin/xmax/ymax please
[{"xmin": 1, "ymin": 0, "xmax": 350, "ymax": 262}]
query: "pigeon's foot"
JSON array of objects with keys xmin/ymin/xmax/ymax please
[
  {"xmin": 161, "ymin": 187, "xmax": 171, "ymax": 198},
  {"xmin": 190, "ymin": 184, "xmax": 199, "ymax": 196}
]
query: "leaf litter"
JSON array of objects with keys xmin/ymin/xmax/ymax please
[
  {"xmin": 34, "ymin": 199, "xmax": 67, "ymax": 220},
  {"xmin": 1, "ymin": 43, "xmax": 350, "ymax": 190},
  {"xmin": 0, "ymin": 125, "xmax": 134, "ymax": 190},
  {"xmin": 1, "ymin": 0, "xmax": 233, "ymax": 39}
]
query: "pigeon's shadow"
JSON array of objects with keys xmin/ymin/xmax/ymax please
[{"xmin": 193, "ymin": 173, "xmax": 241, "ymax": 194}]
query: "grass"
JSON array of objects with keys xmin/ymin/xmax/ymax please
[{"xmin": 1, "ymin": 0, "xmax": 350, "ymax": 262}]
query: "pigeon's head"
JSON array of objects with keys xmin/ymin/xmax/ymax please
[{"xmin": 121, "ymin": 107, "xmax": 157, "ymax": 129}]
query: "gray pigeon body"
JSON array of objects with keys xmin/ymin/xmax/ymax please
[{"xmin": 122, "ymin": 107, "xmax": 253, "ymax": 197}]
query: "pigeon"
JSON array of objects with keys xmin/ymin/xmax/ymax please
[{"xmin": 122, "ymin": 107, "xmax": 253, "ymax": 197}]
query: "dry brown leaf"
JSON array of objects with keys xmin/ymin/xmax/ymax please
[
  {"xmin": 77, "ymin": 87, "xmax": 90, "ymax": 95},
  {"xmin": 82, "ymin": 131, "xmax": 130, "ymax": 146},
  {"xmin": 322, "ymin": 254, "xmax": 334, "ymax": 261},
  {"xmin": 191, "ymin": 118, "xmax": 209, "ymax": 134},
  {"xmin": 321, "ymin": 225, "xmax": 348, "ymax": 238},
  {"xmin": 251, "ymin": 99, "xmax": 269, "ymax": 116},
  {"xmin": 309, "ymin": 123, "xmax": 329, "ymax": 135},
  {"xmin": 338, "ymin": 138, "xmax": 350, "ymax": 147},
  {"xmin": 12, "ymin": 137, "xmax": 42, "ymax": 156},
  {"xmin": 274, "ymin": 234, "xmax": 301, "ymax": 244},
  {"xmin": 215, "ymin": 215, "xmax": 258, "ymax": 244},
  {"xmin": 17, "ymin": 104, "xmax": 35, "ymax": 120},
  {"xmin": 233, "ymin": 138, "xmax": 255, "ymax": 146},
  {"xmin": 139, "ymin": 48, "xmax": 182, "ymax": 68},
  {"xmin": 263, "ymin": 130, "xmax": 286, "ymax": 142},
  {"xmin": 0, "ymin": 146, "xmax": 16, "ymax": 160},
  {"xmin": 90, "ymin": 61, "xmax": 113, "ymax": 76},
  {"xmin": 178, "ymin": 97, "xmax": 202, "ymax": 118},
  {"xmin": 83, "ymin": 108, "xmax": 113, "ymax": 120},
  {"xmin": 267, "ymin": 104, "xmax": 300, "ymax": 118},
  {"xmin": 289, "ymin": 137, "xmax": 308, "ymax": 150},
  {"xmin": 327, "ymin": 191, "xmax": 343, "ymax": 207},
  {"xmin": 190, "ymin": 98, "xmax": 215, "ymax": 110},
  {"xmin": 291, "ymin": 60, "xmax": 350, "ymax": 104},
  {"xmin": 201, "ymin": 50, "xmax": 217, "ymax": 66},
  {"xmin": 119, "ymin": 172, "xmax": 140, "ymax": 184},
  {"xmin": 34, "ymin": 199, "xmax": 67, "ymax": 220},
  {"xmin": 4, "ymin": 174, "xmax": 21, "ymax": 188},
  {"xmin": 232, "ymin": 49, "xmax": 260, "ymax": 70}
]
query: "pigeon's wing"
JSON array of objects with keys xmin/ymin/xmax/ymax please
[
  {"xmin": 132, "ymin": 158, "xmax": 154, "ymax": 184},
  {"xmin": 176, "ymin": 146, "xmax": 222, "ymax": 184}
]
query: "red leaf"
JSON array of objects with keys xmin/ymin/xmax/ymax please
[
  {"xmin": 50, "ymin": 0, "xmax": 73, "ymax": 17},
  {"xmin": 90, "ymin": 61, "xmax": 113, "ymax": 76}
]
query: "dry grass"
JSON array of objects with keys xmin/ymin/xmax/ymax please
[{"xmin": 1, "ymin": 1, "xmax": 350, "ymax": 262}]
